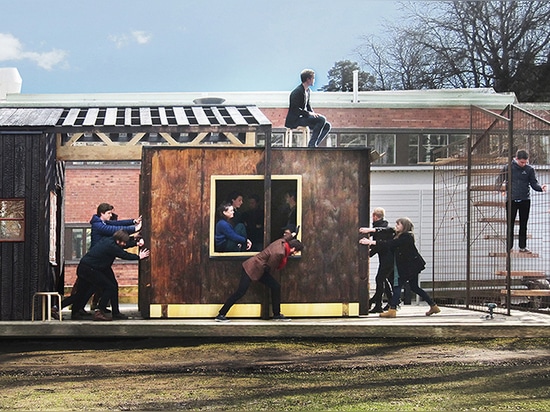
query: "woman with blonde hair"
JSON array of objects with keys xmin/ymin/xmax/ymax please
[{"xmin": 360, "ymin": 217, "xmax": 440, "ymax": 318}]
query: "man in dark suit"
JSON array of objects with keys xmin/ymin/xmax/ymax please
[{"xmin": 285, "ymin": 69, "xmax": 331, "ymax": 148}]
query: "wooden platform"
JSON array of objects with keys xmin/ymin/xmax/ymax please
[
  {"xmin": 501, "ymin": 289, "xmax": 550, "ymax": 297},
  {"xmin": 496, "ymin": 271, "xmax": 546, "ymax": 278},
  {"xmin": 2, "ymin": 305, "xmax": 550, "ymax": 340}
]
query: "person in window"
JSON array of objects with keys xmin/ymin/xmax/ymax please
[
  {"xmin": 495, "ymin": 149, "xmax": 547, "ymax": 253},
  {"xmin": 215, "ymin": 203, "xmax": 252, "ymax": 252},
  {"xmin": 242, "ymin": 194, "xmax": 264, "ymax": 251},
  {"xmin": 283, "ymin": 190, "xmax": 297, "ymax": 228},
  {"xmin": 360, "ymin": 217, "xmax": 440, "ymax": 318},
  {"xmin": 225, "ymin": 191, "xmax": 245, "ymax": 225},
  {"xmin": 215, "ymin": 237, "xmax": 304, "ymax": 322},
  {"xmin": 285, "ymin": 68, "xmax": 331, "ymax": 148}
]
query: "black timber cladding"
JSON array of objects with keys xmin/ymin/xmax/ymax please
[{"xmin": 0, "ymin": 106, "xmax": 271, "ymax": 130}]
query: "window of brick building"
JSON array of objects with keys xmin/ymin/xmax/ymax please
[{"xmin": 64, "ymin": 225, "xmax": 91, "ymax": 261}]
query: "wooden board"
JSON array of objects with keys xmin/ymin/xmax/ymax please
[{"xmin": 139, "ymin": 147, "xmax": 371, "ymax": 317}]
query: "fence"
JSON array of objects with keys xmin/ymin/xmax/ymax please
[{"xmin": 433, "ymin": 105, "xmax": 550, "ymax": 314}]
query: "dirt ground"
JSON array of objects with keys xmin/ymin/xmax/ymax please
[
  {"xmin": 1, "ymin": 336, "xmax": 550, "ymax": 377},
  {"xmin": 1, "ymin": 337, "xmax": 549, "ymax": 411}
]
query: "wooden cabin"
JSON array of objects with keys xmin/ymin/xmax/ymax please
[{"xmin": 140, "ymin": 146, "xmax": 371, "ymax": 319}]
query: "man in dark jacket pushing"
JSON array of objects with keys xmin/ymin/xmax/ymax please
[
  {"xmin": 64, "ymin": 230, "xmax": 150, "ymax": 321},
  {"xmin": 215, "ymin": 237, "xmax": 304, "ymax": 322}
]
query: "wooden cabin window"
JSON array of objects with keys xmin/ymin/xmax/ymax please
[
  {"xmin": 0, "ymin": 199, "xmax": 25, "ymax": 242},
  {"xmin": 210, "ymin": 175, "xmax": 302, "ymax": 257}
]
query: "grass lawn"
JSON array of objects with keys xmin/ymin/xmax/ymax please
[{"xmin": 0, "ymin": 337, "xmax": 549, "ymax": 411}]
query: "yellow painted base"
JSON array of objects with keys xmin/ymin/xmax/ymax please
[{"xmin": 149, "ymin": 302, "xmax": 359, "ymax": 318}]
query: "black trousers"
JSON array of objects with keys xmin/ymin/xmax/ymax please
[
  {"xmin": 370, "ymin": 266, "xmax": 393, "ymax": 307},
  {"xmin": 507, "ymin": 199, "xmax": 530, "ymax": 250},
  {"xmin": 218, "ymin": 269, "xmax": 281, "ymax": 317},
  {"xmin": 71, "ymin": 263, "xmax": 117, "ymax": 313}
]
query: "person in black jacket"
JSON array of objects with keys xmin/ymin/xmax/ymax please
[
  {"xmin": 284, "ymin": 69, "xmax": 331, "ymax": 148},
  {"xmin": 495, "ymin": 149, "xmax": 547, "ymax": 253},
  {"xmin": 64, "ymin": 230, "xmax": 150, "ymax": 321},
  {"xmin": 360, "ymin": 217, "xmax": 440, "ymax": 318},
  {"xmin": 359, "ymin": 207, "xmax": 394, "ymax": 313}
]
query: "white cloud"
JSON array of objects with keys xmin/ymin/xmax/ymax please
[
  {"xmin": 109, "ymin": 30, "xmax": 152, "ymax": 48},
  {"xmin": 132, "ymin": 31, "xmax": 151, "ymax": 45},
  {"xmin": 0, "ymin": 33, "xmax": 67, "ymax": 70}
]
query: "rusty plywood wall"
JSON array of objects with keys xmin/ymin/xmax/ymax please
[
  {"xmin": 140, "ymin": 147, "xmax": 370, "ymax": 317},
  {"xmin": 269, "ymin": 149, "xmax": 370, "ymax": 303}
]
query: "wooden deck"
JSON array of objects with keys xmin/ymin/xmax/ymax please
[{"xmin": 3, "ymin": 304, "xmax": 550, "ymax": 340}]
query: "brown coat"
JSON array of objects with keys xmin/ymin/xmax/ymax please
[{"xmin": 242, "ymin": 238, "xmax": 287, "ymax": 281}]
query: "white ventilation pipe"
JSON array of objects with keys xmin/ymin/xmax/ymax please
[
  {"xmin": 0, "ymin": 68, "xmax": 22, "ymax": 100},
  {"xmin": 353, "ymin": 69, "xmax": 358, "ymax": 103}
]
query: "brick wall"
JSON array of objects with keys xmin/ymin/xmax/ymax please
[
  {"xmin": 65, "ymin": 166, "xmax": 140, "ymax": 222},
  {"xmin": 64, "ymin": 165, "xmax": 141, "ymax": 288},
  {"xmin": 262, "ymin": 107, "xmax": 471, "ymax": 129}
]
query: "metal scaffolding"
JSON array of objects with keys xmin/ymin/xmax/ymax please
[{"xmin": 433, "ymin": 105, "xmax": 550, "ymax": 314}]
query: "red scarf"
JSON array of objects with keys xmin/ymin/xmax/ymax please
[{"xmin": 277, "ymin": 241, "xmax": 292, "ymax": 269}]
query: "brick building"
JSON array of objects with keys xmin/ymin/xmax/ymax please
[{"xmin": 51, "ymin": 88, "xmax": 517, "ymax": 303}]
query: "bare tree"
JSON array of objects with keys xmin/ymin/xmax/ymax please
[{"xmin": 355, "ymin": 1, "xmax": 550, "ymax": 101}]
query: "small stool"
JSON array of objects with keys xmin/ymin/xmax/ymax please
[
  {"xmin": 284, "ymin": 126, "xmax": 310, "ymax": 147},
  {"xmin": 32, "ymin": 292, "xmax": 62, "ymax": 321}
]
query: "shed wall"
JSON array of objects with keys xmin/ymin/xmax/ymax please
[
  {"xmin": 0, "ymin": 132, "xmax": 60, "ymax": 320},
  {"xmin": 140, "ymin": 147, "xmax": 370, "ymax": 318}
]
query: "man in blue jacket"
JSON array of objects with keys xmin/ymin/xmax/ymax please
[
  {"xmin": 90, "ymin": 203, "xmax": 141, "ymax": 248},
  {"xmin": 70, "ymin": 203, "xmax": 143, "ymax": 318}
]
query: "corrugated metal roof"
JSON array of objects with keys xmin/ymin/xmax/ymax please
[{"xmin": 0, "ymin": 105, "xmax": 271, "ymax": 128}]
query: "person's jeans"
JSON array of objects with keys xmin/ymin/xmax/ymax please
[
  {"xmin": 219, "ymin": 269, "xmax": 281, "ymax": 316},
  {"xmin": 507, "ymin": 199, "xmax": 530, "ymax": 250},
  {"xmin": 370, "ymin": 267, "xmax": 393, "ymax": 307},
  {"xmin": 296, "ymin": 115, "xmax": 331, "ymax": 147},
  {"xmin": 389, "ymin": 272, "xmax": 434, "ymax": 308}
]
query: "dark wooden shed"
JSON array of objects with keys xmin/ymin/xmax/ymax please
[
  {"xmin": 140, "ymin": 146, "xmax": 371, "ymax": 319},
  {"xmin": 0, "ymin": 128, "xmax": 64, "ymax": 320}
]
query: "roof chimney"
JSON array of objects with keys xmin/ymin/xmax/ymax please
[{"xmin": 0, "ymin": 68, "xmax": 23, "ymax": 100}]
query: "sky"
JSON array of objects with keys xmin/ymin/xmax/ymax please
[{"xmin": 1, "ymin": 0, "xmax": 404, "ymax": 95}]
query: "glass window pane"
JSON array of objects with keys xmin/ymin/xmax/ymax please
[
  {"xmin": 339, "ymin": 134, "xmax": 367, "ymax": 147},
  {"xmin": 367, "ymin": 134, "xmax": 395, "ymax": 164},
  {"xmin": 0, "ymin": 199, "xmax": 25, "ymax": 242},
  {"xmin": 408, "ymin": 134, "xmax": 419, "ymax": 164},
  {"xmin": 72, "ymin": 230, "xmax": 84, "ymax": 260}
]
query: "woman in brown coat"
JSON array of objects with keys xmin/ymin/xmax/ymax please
[{"xmin": 215, "ymin": 237, "xmax": 303, "ymax": 322}]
